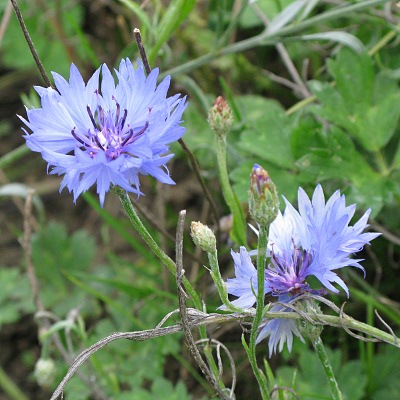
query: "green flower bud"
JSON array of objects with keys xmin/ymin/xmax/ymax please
[
  {"xmin": 296, "ymin": 299, "xmax": 324, "ymax": 342},
  {"xmin": 248, "ymin": 164, "xmax": 279, "ymax": 226},
  {"xmin": 207, "ymin": 96, "xmax": 233, "ymax": 138},
  {"xmin": 190, "ymin": 221, "xmax": 216, "ymax": 252},
  {"xmin": 34, "ymin": 358, "xmax": 56, "ymax": 388}
]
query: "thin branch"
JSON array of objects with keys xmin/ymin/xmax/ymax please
[
  {"xmin": 21, "ymin": 191, "xmax": 107, "ymax": 400},
  {"xmin": 133, "ymin": 28, "xmax": 151, "ymax": 75},
  {"xmin": 339, "ymin": 303, "xmax": 379, "ymax": 343},
  {"xmin": 49, "ymin": 303, "xmax": 400, "ymax": 400},
  {"xmin": 178, "ymin": 137, "xmax": 220, "ymax": 229},
  {"xmin": 23, "ymin": 189, "xmax": 43, "ymax": 313},
  {"xmin": 375, "ymin": 310, "xmax": 398, "ymax": 345},
  {"xmin": 250, "ymin": 1, "xmax": 311, "ymax": 98},
  {"xmin": 196, "ymin": 338, "xmax": 237, "ymax": 396},
  {"xmin": 370, "ymin": 220, "xmax": 400, "ymax": 247},
  {"xmin": 10, "ymin": 0, "xmax": 53, "ymax": 87}
]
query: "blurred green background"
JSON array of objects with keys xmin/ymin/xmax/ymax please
[{"xmin": 1, "ymin": 1, "xmax": 400, "ymax": 399}]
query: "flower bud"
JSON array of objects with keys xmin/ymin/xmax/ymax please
[
  {"xmin": 296, "ymin": 299, "xmax": 324, "ymax": 342},
  {"xmin": 190, "ymin": 221, "xmax": 216, "ymax": 252},
  {"xmin": 248, "ymin": 164, "xmax": 279, "ymax": 226},
  {"xmin": 207, "ymin": 96, "xmax": 233, "ymax": 138},
  {"xmin": 34, "ymin": 358, "xmax": 56, "ymax": 388}
]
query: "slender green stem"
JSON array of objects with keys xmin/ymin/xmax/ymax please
[
  {"xmin": 116, "ymin": 188, "xmax": 201, "ymax": 308},
  {"xmin": 312, "ymin": 336, "xmax": 343, "ymax": 400},
  {"xmin": 215, "ymin": 135, "xmax": 247, "ymax": 245},
  {"xmin": 206, "ymin": 248, "xmax": 245, "ymax": 313},
  {"xmin": 246, "ymin": 224, "xmax": 270, "ymax": 400},
  {"xmin": 0, "ymin": 365, "xmax": 28, "ymax": 400}
]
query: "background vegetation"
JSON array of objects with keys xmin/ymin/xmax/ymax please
[{"xmin": 1, "ymin": 0, "xmax": 400, "ymax": 399}]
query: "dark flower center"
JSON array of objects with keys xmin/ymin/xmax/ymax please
[
  {"xmin": 70, "ymin": 97, "xmax": 149, "ymax": 161},
  {"xmin": 265, "ymin": 243, "xmax": 313, "ymax": 296}
]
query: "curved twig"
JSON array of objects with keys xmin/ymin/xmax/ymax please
[
  {"xmin": 50, "ymin": 305, "xmax": 400, "ymax": 399},
  {"xmin": 374, "ymin": 310, "xmax": 398, "ymax": 345},
  {"xmin": 339, "ymin": 303, "xmax": 379, "ymax": 343},
  {"xmin": 195, "ymin": 338, "xmax": 237, "ymax": 396}
]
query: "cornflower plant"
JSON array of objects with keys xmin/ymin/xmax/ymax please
[{"xmin": 7, "ymin": 1, "xmax": 400, "ymax": 400}]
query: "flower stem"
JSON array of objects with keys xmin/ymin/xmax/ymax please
[
  {"xmin": 245, "ymin": 224, "xmax": 270, "ymax": 399},
  {"xmin": 116, "ymin": 188, "xmax": 201, "ymax": 308},
  {"xmin": 312, "ymin": 336, "xmax": 343, "ymax": 400},
  {"xmin": 206, "ymin": 248, "xmax": 245, "ymax": 313},
  {"xmin": 215, "ymin": 135, "xmax": 247, "ymax": 246}
]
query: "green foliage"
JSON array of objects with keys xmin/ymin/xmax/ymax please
[
  {"xmin": 2, "ymin": 0, "xmax": 85, "ymax": 76},
  {"xmin": 0, "ymin": 268, "xmax": 34, "ymax": 329},
  {"xmin": 277, "ymin": 346, "xmax": 367, "ymax": 400},
  {"xmin": 311, "ymin": 50, "xmax": 400, "ymax": 152},
  {"xmin": 114, "ymin": 377, "xmax": 197, "ymax": 400},
  {"xmin": 228, "ymin": 47, "xmax": 400, "ymax": 216},
  {"xmin": 2, "ymin": 0, "xmax": 400, "ymax": 399},
  {"xmin": 370, "ymin": 345, "xmax": 400, "ymax": 399}
]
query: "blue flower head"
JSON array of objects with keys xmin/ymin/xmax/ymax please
[
  {"xmin": 20, "ymin": 59, "xmax": 187, "ymax": 206},
  {"xmin": 223, "ymin": 185, "xmax": 380, "ymax": 356}
]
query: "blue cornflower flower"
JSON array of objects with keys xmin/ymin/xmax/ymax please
[
  {"xmin": 223, "ymin": 184, "xmax": 380, "ymax": 356},
  {"xmin": 20, "ymin": 58, "xmax": 187, "ymax": 206}
]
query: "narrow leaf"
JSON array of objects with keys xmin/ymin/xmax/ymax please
[
  {"xmin": 300, "ymin": 31, "xmax": 365, "ymax": 53},
  {"xmin": 267, "ymin": 0, "xmax": 307, "ymax": 34}
]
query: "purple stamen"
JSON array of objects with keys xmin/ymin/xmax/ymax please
[
  {"xmin": 86, "ymin": 106, "xmax": 98, "ymax": 130},
  {"xmin": 122, "ymin": 121, "xmax": 148, "ymax": 146},
  {"xmin": 98, "ymin": 107, "xmax": 105, "ymax": 126},
  {"xmin": 71, "ymin": 127, "xmax": 92, "ymax": 147},
  {"xmin": 94, "ymin": 135, "xmax": 104, "ymax": 150},
  {"xmin": 115, "ymin": 102, "xmax": 120, "ymax": 125},
  {"xmin": 120, "ymin": 109, "xmax": 128, "ymax": 131}
]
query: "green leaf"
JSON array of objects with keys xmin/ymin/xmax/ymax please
[
  {"xmin": 31, "ymin": 222, "xmax": 96, "ymax": 311},
  {"xmin": 237, "ymin": 96, "xmax": 294, "ymax": 169},
  {"xmin": 149, "ymin": 0, "xmax": 196, "ymax": 63},
  {"xmin": 63, "ymin": 271, "xmax": 143, "ymax": 326},
  {"xmin": 300, "ymin": 32, "xmax": 365, "ymax": 53},
  {"xmin": 296, "ymin": 127, "xmax": 387, "ymax": 214},
  {"xmin": 371, "ymin": 346, "xmax": 400, "ymax": 399},
  {"xmin": 239, "ymin": 0, "xmax": 293, "ymax": 29},
  {"xmin": 311, "ymin": 49, "xmax": 400, "ymax": 152},
  {"xmin": 276, "ymin": 346, "xmax": 367, "ymax": 400},
  {"xmin": 327, "ymin": 49, "xmax": 374, "ymax": 113},
  {"xmin": 0, "ymin": 268, "xmax": 34, "ymax": 328},
  {"xmin": 118, "ymin": 0, "xmax": 152, "ymax": 33},
  {"xmin": 2, "ymin": 0, "xmax": 84, "ymax": 76},
  {"xmin": 267, "ymin": 0, "xmax": 308, "ymax": 34}
]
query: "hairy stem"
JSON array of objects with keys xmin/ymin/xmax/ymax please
[
  {"xmin": 245, "ymin": 224, "xmax": 270, "ymax": 399},
  {"xmin": 312, "ymin": 336, "xmax": 343, "ymax": 400},
  {"xmin": 116, "ymin": 188, "xmax": 201, "ymax": 307}
]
